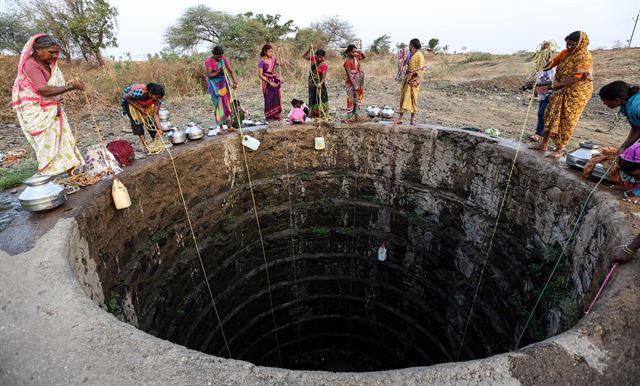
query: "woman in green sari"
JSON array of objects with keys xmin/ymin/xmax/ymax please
[{"xmin": 303, "ymin": 48, "xmax": 329, "ymax": 118}]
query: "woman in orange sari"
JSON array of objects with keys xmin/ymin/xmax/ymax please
[
  {"xmin": 343, "ymin": 44, "xmax": 365, "ymax": 121},
  {"xmin": 530, "ymin": 31, "xmax": 593, "ymax": 158}
]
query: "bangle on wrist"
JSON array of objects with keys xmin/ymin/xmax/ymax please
[
  {"xmin": 65, "ymin": 84, "xmax": 72, "ymax": 91},
  {"xmin": 623, "ymin": 245, "xmax": 636, "ymax": 256}
]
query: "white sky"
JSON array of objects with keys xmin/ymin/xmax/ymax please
[{"xmin": 104, "ymin": 0, "xmax": 640, "ymax": 59}]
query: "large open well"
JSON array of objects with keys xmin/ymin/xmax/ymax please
[{"xmin": 72, "ymin": 125, "xmax": 619, "ymax": 373}]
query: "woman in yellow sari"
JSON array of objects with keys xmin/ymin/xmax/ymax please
[
  {"xmin": 530, "ymin": 31, "xmax": 593, "ymax": 158},
  {"xmin": 397, "ymin": 38, "xmax": 425, "ymax": 126}
]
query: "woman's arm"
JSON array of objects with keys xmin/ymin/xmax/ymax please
[
  {"xmin": 552, "ymin": 75, "xmax": 581, "ymax": 91},
  {"xmin": 318, "ymin": 71, "xmax": 326, "ymax": 86},
  {"xmin": 614, "ymin": 232, "xmax": 640, "ymax": 263},
  {"xmin": 37, "ymin": 79, "xmax": 85, "ymax": 97},
  {"xmin": 258, "ymin": 66, "xmax": 276, "ymax": 87},
  {"xmin": 226, "ymin": 64, "xmax": 238, "ymax": 88},
  {"xmin": 619, "ymin": 125, "xmax": 640, "ymax": 153},
  {"xmin": 359, "ymin": 51, "xmax": 366, "ymax": 60},
  {"xmin": 344, "ymin": 65, "xmax": 353, "ymax": 86},
  {"xmin": 153, "ymin": 104, "xmax": 163, "ymax": 137},
  {"xmin": 303, "ymin": 48, "xmax": 311, "ymax": 60}
]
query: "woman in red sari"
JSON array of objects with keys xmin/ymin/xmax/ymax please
[
  {"xmin": 258, "ymin": 44, "xmax": 282, "ymax": 121},
  {"xmin": 343, "ymin": 44, "xmax": 365, "ymax": 121}
]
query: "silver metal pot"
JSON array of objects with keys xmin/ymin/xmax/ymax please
[
  {"xmin": 159, "ymin": 108, "xmax": 170, "ymax": 121},
  {"xmin": 160, "ymin": 120, "xmax": 173, "ymax": 132},
  {"xmin": 18, "ymin": 174, "xmax": 66, "ymax": 212},
  {"xmin": 381, "ymin": 106, "xmax": 394, "ymax": 119},
  {"xmin": 566, "ymin": 142, "xmax": 600, "ymax": 169},
  {"xmin": 367, "ymin": 105, "xmax": 380, "ymax": 117},
  {"xmin": 169, "ymin": 128, "xmax": 187, "ymax": 144},
  {"xmin": 185, "ymin": 123, "xmax": 204, "ymax": 140}
]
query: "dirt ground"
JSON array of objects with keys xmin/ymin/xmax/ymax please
[{"xmin": 1, "ymin": 48, "xmax": 639, "ymax": 167}]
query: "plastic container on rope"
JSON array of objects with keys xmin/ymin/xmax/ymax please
[
  {"xmin": 378, "ymin": 243, "xmax": 387, "ymax": 261},
  {"xmin": 242, "ymin": 135, "xmax": 261, "ymax": 151},
  {"xmin": 314, "ymin": 137, "xmax": 326, "ymax": 150},
  {"xmin": 112, "ymin": 178, "xmax": 131, "ymax": 209}
]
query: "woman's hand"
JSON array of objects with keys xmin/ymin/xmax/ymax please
[
  {"xmin": 613, "ymin": 245, "xmax": 635, "ymax": 264},
  {"xmin": 232, "ymin": 81, "xmax": 238, "ymax": 89},
  {"xmin": 66, "ymin": 79, "xmax": 86, "ymax": 92}
]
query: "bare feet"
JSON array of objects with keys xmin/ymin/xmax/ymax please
[
  {"xmin": 395, "ymin": 120, "xmax": 403, "ymax": 125},
  {"xmin": 227, "ymin": 127, "xmax": 236, "ymax": 132},
  {"xmin": 528, "ymin": 142, "xmax": 548, "ymax": 151},
  {"xmin": 545, "ymin": 148, "xmax": 564, "ymax": 158},
  {"xmin": 410, "ymin": 119, "xmax": 416, "ymax": 126},
  {"xmin": 529, "ymin": 134, "xmax": 542, "ymax": 142}
]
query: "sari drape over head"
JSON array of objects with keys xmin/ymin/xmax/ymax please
[
  {"xmin": 11, "ymin": 34, "xmax": 84, "ymax": 175},
  {"xmin": 399, "ymin": 51, "xmax": 425, "ymax": 114},
  {"xmin": 259, "ymin": 57, "xmax": 282, "ymax": 121},
  {"xmin": 543, "ymin": 31, "xmax": 593, "ymax": 149},
  {"xmin": 205, "ymin": 56, "xmax": 232, "ymax": 125}
]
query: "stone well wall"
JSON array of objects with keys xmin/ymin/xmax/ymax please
[{"xmin": 71, "ymin": 124, "xmax": 621, "ymax": 372}]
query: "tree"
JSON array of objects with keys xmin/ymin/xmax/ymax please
[
  {"xmin": 16, "ymin": 0, "xmax": 118, "ymax": 65},
  {"xmin": 428, "ymin": 38, "xmax": 439, "ymax": 51},
  {"xmin": 0, "ymin": 9, "xmax": 37, "ymax": 54},
  {"xmin": 396, "ymin": 42, "xmax": 407, "ymax": 50},
  {"xmin": 243, "ymin": 12, "xmax": 296, "ymax": 44},
  {"xmin": 369, "ymin": 34, "xmax": 391, "ymax": 55},
  {"xmin": 309, "ymin": 16, "xmax": 357, "ymax": 49},
  {"xmin": 292, "ymin": 28, "xmax": 329, "ymax": 52},
  {"xmin": 164, "ymin": 5, "xmax": 231, "ymax": 53}
]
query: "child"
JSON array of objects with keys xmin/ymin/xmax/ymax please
[{"xmin": 288, "ymin": 99, "xmax": 307, "ymax": 124}]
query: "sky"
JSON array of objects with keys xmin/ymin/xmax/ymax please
[{"xmin": 103, "ymin": 0, "xmax": 640, "ymax": 60}]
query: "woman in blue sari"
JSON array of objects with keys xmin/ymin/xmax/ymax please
[{"xmin": 205, "ymin": 46, "xmax": 239, "ymax": 130}]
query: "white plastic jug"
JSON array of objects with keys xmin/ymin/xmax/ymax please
[
  {"xmin": 242, "ymin": 135, "xmax": 261, "ymax": 150},
  {"xmin": 314, "ymin": 137, "xmax": 326, "ymax": 150},
  {"xmin": 378, "ymin": 243, "xmax": 387, "ymax": 261},
  {"xmin": 112, "ymin": 178, "xmax": 131, "ymax": 209}
]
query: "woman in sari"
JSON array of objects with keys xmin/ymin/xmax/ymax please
[
  {"xmin": 205, "ymin": 46, "xmax": 239, "ymax": 131},
  {"xmin": 11, "ymin": 34, "xmax": 85, "ymax": 176},
  {"xmin": 397, "ymin": 38, "xmax": 426, "ymax": 126},
  {"xmin": 343, "ymin": 44, "xmax": 365, "ymax": 121},
  {"xmin": 530, "ymin": 31, "xmax": 593, "ymax": 158},
  {"xmin": 121, "ymin": 83, "xmax": 165, "ymax": 151},
  {"xmin": 258, "ymin": 44, "xmax": 282, "ymax": 121},
  {"xmin": 303, "ymin": 48, "xmax": 329, "ymax": 118}
]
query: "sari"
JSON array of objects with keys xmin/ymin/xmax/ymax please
[
  {"xmin": 11, "ymin": 34, "xmax": 84, "ymax": 176},
  {"xmin": 308, "ymin": 56, "xmax": 329, "ymax": 118},
  {"xmin": 204, "ymin": 56, "xmax": 232, "ymax": 125},
  {"xmin": 259, "ymin": 57, "xmax": 282, "ymax": 121},
  {"xmin": 543, "ymin": 31, "xmax": 593, "ymax": 149},
  {"xmin": 399, "ymin": 51, "xmax": 426, "ymax": 114},
  {"xmin": 344, "ymin": 54, "xmax": 365, "ymax": 118}
]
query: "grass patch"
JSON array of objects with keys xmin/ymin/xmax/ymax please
[
  {"xmin": 309, "ymin": 226, "xmax": 330, "ymax": 237},
  {"xmin": 107, "ymin": 291, "xmax": 120, "ymax": 314},
  {"xmin": 0, "ymin": 159, "xmax": 37, "ymax": 190},
  {"xmin": 460, "ymin": 52, "xmax": 496, "ymax": 64}
]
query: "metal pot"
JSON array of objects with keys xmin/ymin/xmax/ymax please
[
  {"xmin": 18, "ymin": 174, "xmax": 66, "ymax": 212},
  {"xmin": 381, "ymin": 106, "xmax": 394, "ymax": 119},
  {"xmin": 169, "ymin": 128, "xmax": 187, "ymax": 144},
  {"xmin": 185, "ymin": 124, "xmax": 204, "ymax": 140},
  {"xmin": 159, "ymin": 108, "xmax": 170, "ymax": 121},
  {"xmin": 367, "ymin": 105, "xmax": 380, "ymax": 118},
  {"xmin": 160, "ymin": 120, "xmax": 173, "ymax": 132},
  {"xmin": 566, "ymin": 142, "xmax": 600, "ymax": 169}
]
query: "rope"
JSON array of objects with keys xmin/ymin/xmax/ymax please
[
  {"xmin": 513, "ymin": 155, "xmax": 620, "ymax": 350},
  {"xmin": 157, "ymin": 133, "xmax": 232, "ymax": 357},
  {"xmin": 222, "ymin": 67, "xmax": 284, "ymax": 367},
  {"xmin": 82, "ymin": 91, "xmax": 116, "ymax": 175},
  {"xmin": 456, "ymin": 76, "xmax": 539, "ymax": 360},
  {"xmin": 585, "ymin": 263, "xmax": 618, "ymax": 315},
  {"xmin": 282, "ymin": 117, "xmax": 303, "ymax": 359}
]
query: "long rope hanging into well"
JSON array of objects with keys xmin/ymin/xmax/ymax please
[
  {"xmin": 455, "ymin": 67, "xmax": 542, "ymax": 360},
  {"xmin": 222, "ymin": 67, "xmax": 284, "ymax": 366}
]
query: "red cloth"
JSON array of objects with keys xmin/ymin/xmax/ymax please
[
  {"xmin": 23, "ymin": 57, "xmax": 51, "ymax": 90},
  {"xmin": 107, "ymin": 140, "xmax": 134, "ymax": 167}
]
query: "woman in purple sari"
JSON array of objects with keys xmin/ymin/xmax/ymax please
[
  {"xmin": 205, "ymin": 46, "xmax": 238, "ymax": 130},
  {"xmin": 258, "ymin": 44, "xmax": 282, "ymax": 121}
]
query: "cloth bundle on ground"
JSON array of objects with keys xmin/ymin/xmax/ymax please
[
  {"xmin": 107, "ymin": 140, "xmax": 134, "ymax": 167},
  {"xmin": 81, "ymin": 145, "xmax": 122, "ymax": 176},
  {"xmin": 582, "ymin": 146, "xmax": 620, "ymax": 182}
]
